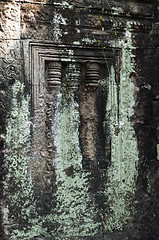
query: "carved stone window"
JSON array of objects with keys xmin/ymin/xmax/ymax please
[{"xmin": 30, "ymin": 43, "xmax": 118, "ymax": 173}]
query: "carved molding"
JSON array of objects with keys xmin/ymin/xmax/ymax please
[
  {"xmin": 101, "ymin": 17, "xmax": 153, "ymax": 33},
  {"xmin": 30, "ymin": 42, "xmax": 119, "ymax": 110}
]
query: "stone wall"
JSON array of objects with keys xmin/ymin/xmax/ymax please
[{"xmin": 0, "ymin": 0, "xmax": 159, "ymax": 239}]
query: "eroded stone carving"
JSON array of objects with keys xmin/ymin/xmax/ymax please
[
  {"xmin": 85, "ymin": 62, "xmax": 100, "ymax": 87},
  {"xmin": 47, "ymin": 61, "xmax": 62, "ymax": 89},
  {"xmin": 64, "ymin": 62, "xmax": 81, "ymax": 88},
  {"xmin": 79, "ymin": 62, "xmax": 107, "ymax": 169},
  {"xmin": 1, "ymin": 0, "xmax": 158, "ymax": 238},
  {"xmin": 30, "ymin": 44, "xmax": 111, "ymax": 174}
]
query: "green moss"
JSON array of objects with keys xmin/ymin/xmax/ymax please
[
  {"xmin": 112, "ymin": 7, "xmax": 124, "ymax": 15},
  {"xmin": 52, "ymin": 64, "xmax": 100, "ymax": 239},
  {"xmin": 103, "ymin": 22, "xmax": 139, "ymax": 231},
  {"xmin": 5, "ymin": 81, "xmax": 48, "ymax": 240},
  {"xmin": 5, "ymin": 21, "xmax": 139, "ymax": 238}
]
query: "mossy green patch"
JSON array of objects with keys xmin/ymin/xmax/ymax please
[
  {"xmin": 52, "ymin": 64, "xmax": 100, "ymax": 239},
  {"xmin": 5, "ymin": 81, "xmax": 48, "ymax": 239},
  {"xmin": 103, "ymin": 22, "xmax": 139, "ymax": 231}
]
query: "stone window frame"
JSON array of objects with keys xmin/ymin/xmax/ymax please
[
  {"xmin": 29, "ymin": 42, "xmax": 121, "ymax": 170},
  {"xmin": 29, "ymin": 42, "xmax": 120, "ymax": 109}
]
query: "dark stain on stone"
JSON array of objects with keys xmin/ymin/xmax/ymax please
[{"xmin": 64, "ymin": 165, "xmax": 74, "ymax": 177}]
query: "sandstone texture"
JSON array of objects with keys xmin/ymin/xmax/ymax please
[{"xmin": 0, "ymin": 0, "xmax": 159, "ymax": 239}]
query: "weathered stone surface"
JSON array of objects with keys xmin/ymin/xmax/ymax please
[
  {"xmin": 0, "ymin": 0, "xmax": 159, "ymax": 239},
  {"xmin": 0, "ymin": 2, "xmax": 20, "ymax": 39}
]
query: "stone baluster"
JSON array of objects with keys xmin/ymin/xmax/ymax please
[
  {"xmin": 47, "ymin": 61, "xmax": 62, "ymax": 89},
  {"xmin": 85, "ymin": 62, "xmax": 100, "ymax": 87},
  {"xmin": 66, "ymin": 63, "xmax": 81, "ymax": 88},
  {"xmin": 44, "ymin": 61, "xmax": 62, "ymax": 191}
]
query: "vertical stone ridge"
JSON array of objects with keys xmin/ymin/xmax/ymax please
[{"xmin": 79, "ymin": 62, "xmax": 107, "ymax": 170}]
